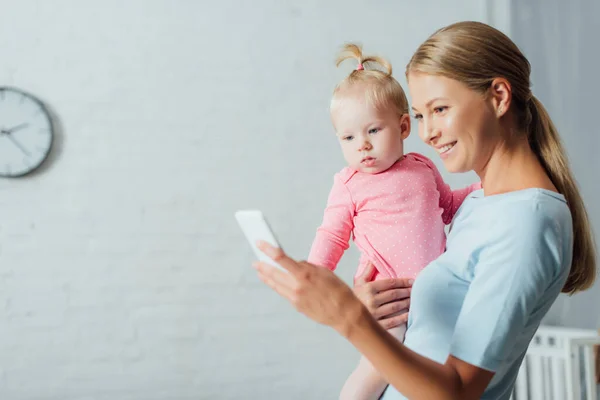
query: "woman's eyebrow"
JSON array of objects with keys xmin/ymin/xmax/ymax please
[{"xmin": 411, "ymin": 97, "xmax": 449, "ymax": 112}]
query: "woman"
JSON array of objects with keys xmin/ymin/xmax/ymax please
[{"xmin": 253, "ymin": 21, "xmax": 596, "ymax": 400}]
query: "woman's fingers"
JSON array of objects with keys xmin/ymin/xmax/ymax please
[
  {"xmin": 370, "ymin": 277, "xmax": 414, "ymax": 293},
  {"xmin": 254, "ymin": 262, "xmax": 297, "ymax": 301},
  {"xmin": 378, "ymin": 309, "xmax": 410, "ymax": 330},
  {"xmin": 255, "ymin": 266, "xmax": 296, "ymax": 301},
  {"xmin": 372, "ymin": 297, "xmax": 411, "ymax": 320},
  {"xmin": 256, "ymin": 240, "xmax": 302, "ymax": 275},
  {"xmin": 254, "ymin": 260, "xmax": 296, "ymax": 289},
  {"xmin": 254, "ymin": 252, "xmax": 364, "ymax": 334},
  {"xmin": 373, "ymin": 287, "xmax": 412, "ymax": 308},
  {"xmin": 253, "ymin": 246, "xmax": 412, "ymax": 332},
  {"xmin": 353, "ymin": 276, "xmax": 414, "ymax": 314}
]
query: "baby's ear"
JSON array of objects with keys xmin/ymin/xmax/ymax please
[{"xmin": 400, "ymin": 114, "xmax": 411, "ymax": 139}]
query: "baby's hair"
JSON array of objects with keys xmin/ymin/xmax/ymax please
[
  {"xmin": 336, "ymin": 43, "xmax": 393, "ymax": 76},
  {"xmin": 331, "ymin": 43, "xmax": 409, "ymax": 117}
]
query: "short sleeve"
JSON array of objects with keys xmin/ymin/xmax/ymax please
[{"xmin": 449, "ymin": 206, "xmax": 568, "ymax": 371}]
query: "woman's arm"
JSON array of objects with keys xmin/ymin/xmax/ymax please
[
  {"xmin": 346, "ymin": 306, "xmax": 494, "ymax": 400},
  {"xmin": 254, "ymin": 241, "xmax": 494, "ymax": 400}
]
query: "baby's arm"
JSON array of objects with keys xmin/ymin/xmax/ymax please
[
  {"xmin": 438, "ymin": 179, "xmax": 482, "ymax": 224},
  {"xmin": 339, "ymin": 357, "xmax": 388, "ymax": 400},
  {"xmin": 339, "ymin": 325, "xmax": 407, "ymax": 400},
  {"xmin": 308, "ymin": 175, "xmax": 355, "ymax": 270},
  {"xmin": 427, "ymin": 159, "xmax": 481, "ymax": 224}
]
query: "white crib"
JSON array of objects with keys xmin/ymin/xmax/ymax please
[{"xmin": 510, "ymin": 326, "xmax": 600, "ymax": 400}]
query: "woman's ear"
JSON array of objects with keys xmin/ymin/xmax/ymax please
[
  {"xmin": 400, "ymin": 114, "xmax": 411, "ymax": 139},
  {"xmin": 489, "ymin": 78, "xmax": 512, "ymax": 118}
]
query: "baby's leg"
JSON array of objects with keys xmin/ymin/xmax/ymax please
[{"xmin": 339, "ymin": 324, "xmax": 407, "ymax": 400}]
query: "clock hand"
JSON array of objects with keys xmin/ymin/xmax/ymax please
[
  {"xmin": 4, "ymin": 122, "xmax": 29, "ymax": 134},
  {"xmin": 6, "ymin": 134, "xmax": 31, "ymax": 157}
]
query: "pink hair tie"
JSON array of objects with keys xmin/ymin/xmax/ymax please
[{"xmin": 356, "ymin": 63, "xmax": 364, "ymax": 71}]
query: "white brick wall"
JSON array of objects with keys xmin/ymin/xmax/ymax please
[{"xmin": 0, "ymin": 1, "xmax": 486, "ymax": 399}]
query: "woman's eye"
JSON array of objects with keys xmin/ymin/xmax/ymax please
[
  {"xmin": 412, "ymin": 114, "xmax": 423, "ymax": 121},
  {"xmin": 434, "ymin": 106, "xmax": 448, "ymax": 114},
  {"xmin": 368, "ymin": 128, "xmax": 380, "ymax": 134}
]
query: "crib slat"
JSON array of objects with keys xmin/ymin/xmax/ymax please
[
  {"xmin": 528, "ymin": 354, "xmax": 545, "ymax": 400},
  {"xmin": 515, "ymin": 359, "xmax": 529, "ymax": 400},
  {"xmin": 571, "ymin": 346, "xmax": 581, "ymax": 400},
  {"xmin": 583, "ymin": 346, "xmax": 596, "ymax": 400},
  {"xmin": 565, "ymin": 343, "xmax": 576, "ymax": 400},
  {"xmin": 542, "ymin": 355, "xmax": 552, "ymax": 398},
  {"xmin": 550, "ymin": 355, "xmax": 564, "ymax": 400}
]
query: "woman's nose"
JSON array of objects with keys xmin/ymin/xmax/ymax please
[{"xmin": 421, "ymin": 118, "xmax": 441, "ymax": 144}]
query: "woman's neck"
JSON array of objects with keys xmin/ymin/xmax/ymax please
[{"xmin": 477, "ymin": 135, "xmax": 557, "ymax": 196}]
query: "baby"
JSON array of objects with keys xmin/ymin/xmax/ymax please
[{"xmin": 308, "ymin": 44, "xmax": 481, "ymax": 400}]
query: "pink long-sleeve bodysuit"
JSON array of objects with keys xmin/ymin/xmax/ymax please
[{"xmin": 308, "ymin": 152, "xmax": 481, "ymax": 281}]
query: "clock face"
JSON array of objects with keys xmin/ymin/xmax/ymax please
[{"xmin": 0, "ymin": 87, "xmax": 54, "ymax": 177}]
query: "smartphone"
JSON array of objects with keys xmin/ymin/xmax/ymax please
[{"xmin": 235, "ymin": 210, "xmax": 286, "ymax": 272}]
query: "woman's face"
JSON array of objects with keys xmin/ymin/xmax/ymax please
[{"xmin": 407, "ymin": 72, "xmax": 499, "ymax": 174}]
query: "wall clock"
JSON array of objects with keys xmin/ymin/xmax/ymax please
[{"xmin": 0, "ymin": 87, "xmax": 54, "ymax": 177}]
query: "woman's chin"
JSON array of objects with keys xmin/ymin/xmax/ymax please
[{"xmin": 441, "ymin": 157, "xmax": 469, "ymax": 174}]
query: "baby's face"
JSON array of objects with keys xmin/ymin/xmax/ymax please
[{"xmin": 331, "ymin": 93, "xmax": 409, "ymax": 174}]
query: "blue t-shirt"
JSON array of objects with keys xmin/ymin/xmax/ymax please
[{"xmin": 381, "ymin": 188, "xmax": 573, "ymax": 400}]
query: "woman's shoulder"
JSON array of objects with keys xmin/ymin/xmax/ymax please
[
  {"xmin": 470, "ymin": 188, "xmax": 573, "ymax": 269},
  {"xmin": 457, "ymin": 187, "xmax": 569, "ymax": 220},
  {"xmin": 468, "ymin": 188, "xmax": 570, "ymax": 220},
  {"xmin": 457, "ymin": 188, "xmax": 573, "ymax": 258},
  {"xmin": 447, "ymin": 189, "xmax": 573, "ymax": 288}
]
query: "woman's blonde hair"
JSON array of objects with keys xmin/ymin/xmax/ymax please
[
  {"xmin": 331, "ymin": 43, "xmax": 409, "ymax": 117},
  {"xmin": 406, "ymin": 21, "xmax": 596, "ymax": 294}
]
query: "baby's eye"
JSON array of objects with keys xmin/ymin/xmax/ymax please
[
  {"xmin": 343, "ymin": 135, "xmax": 354, "ymax": 141},
  {"xmin": 368, "ymin": 127, "xmax": 380, "ymax": 134}
]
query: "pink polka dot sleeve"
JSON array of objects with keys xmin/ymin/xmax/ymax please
[
  {"xmin": 308, "ymin": 175, "xmax": 355, "ymax": 270},
  {"xmin": 413, "ymin": 153, "xmax": 482, "ymax": 224},
  {"xmin": 443, "ymin": 180, "xmax": 482, "ymax": 222}
]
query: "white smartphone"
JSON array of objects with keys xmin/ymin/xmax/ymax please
[{"xmin": 235, "ymin": 210, "xmax": 286, "ymax": 272}]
